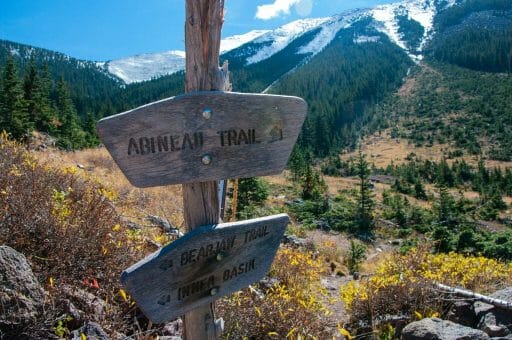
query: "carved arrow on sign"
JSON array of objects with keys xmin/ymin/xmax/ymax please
[
  {"xmin": 97, "ymin": 91, "xmax": 307, "ymax": 187},
  {"xmin": 121, "ymin": 213, "xmax": 289, "ymax": 324}
]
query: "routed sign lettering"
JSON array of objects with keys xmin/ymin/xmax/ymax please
[
  {"xmin": 97, "ymin": 91, "xmax": 307, "ymax": 187},
  {"xmin": 121, "ymin": 214, "xmax": 289, "ymax": 323}
]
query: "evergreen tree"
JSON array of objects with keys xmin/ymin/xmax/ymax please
[
  {"xmin": 23, "ymin": 60, "xmax": 55, "ymax": 133},
  {"xmin": 434, "ymin": 185, "xmax": 457, "ymax": 229},
  {"xmin": 55, "ymin": 77, "xmax": 84, "ymax": 149},
  {"xmin": 300, "ymin": 162, "xmax": 327, "ymax": 200},
  {"xmin": 237, "ymin": 178, "xmax": 269, "ymax": 212},
  {"xmin": 354, "ymin": 151, "xmax": 375, "ymax": 233},
  {"xmin": 414, "ymin": 179, "xmax": 428, "ymax": 200},
  {"xmin": 288, "ymin": 146, "xmax": 307, "ymax": 181},
  {"xmin": 0, "ymin": 56, "xmax": 31, "ymax": 140}
]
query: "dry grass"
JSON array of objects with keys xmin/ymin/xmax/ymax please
[
  {"xmin": 346, "ymin": 131, "xmax": 512, "ymax": 170},
  {"xmin": 36, "ymin": 146, "xmax": 185, "ymax": 232}
]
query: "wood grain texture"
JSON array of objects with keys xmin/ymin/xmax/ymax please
[
  {"xmin": 96, "ymin": 91, "xmax": 307, "ymax": 187},
  {"xmin": 120, "ymin": 214, "xmax": 289, "ymax": 324},
  {"xmin": 183, "ymin": 1, "xmax": 225, "ymax": 339}
]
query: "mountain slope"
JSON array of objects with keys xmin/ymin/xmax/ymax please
[
  {"xmin": 427, "ymin": 0, "xmax": 512, "ymax": 72},
  {"xmin": 0, "ymin": 39, "xmax": 123, "ymax": 117},
  {"xmin": 104, "ymin": 30, "xmax": 271, "ymax": 84},
  {"xmin": 102, "ymin": 0, "xmax": 447, "ymax": 84}
]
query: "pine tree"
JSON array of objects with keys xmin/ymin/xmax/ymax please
[
  {"xmin": 55, "ymin": 77, "xmax": 84, "ymax": 149},
  {"xmin": 434, "ymin": 184, "xmax": 457, "ymax": 228},
  {"xmin": 354, "ymin": 151, "xmax": 375, "ymax": 233},
  {"xmin": 288, "ymin": 146, "xmax": 307, "ymax": 181},
  {"xmin": 414, "ymin": 179, "xmax": 428, "ymax": 200},
  {"xmin": 300, "ymin": 162, "xmax": 327, "ymax": 200},
  {"xmin": 0, "ymin": 56, "xmax": 31, "ymax": 140},
  {"xmin": 23, "ymin": 60, "xmax": 55, "ymax": 133}
]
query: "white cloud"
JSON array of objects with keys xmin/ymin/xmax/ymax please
[{"xmin": 255, "ymin": 0, "xmax": 301, "ymax": 20}]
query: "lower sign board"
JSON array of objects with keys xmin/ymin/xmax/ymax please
[
  {"xmin": 121, "ymin": 213, "xmax": 289, "ymax": 323},
  {"xmin": 97, "ymin": 91, "xmax": 307, "ymax": 187}
]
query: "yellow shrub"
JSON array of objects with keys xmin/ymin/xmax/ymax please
[
  {"xmin": 340, "ymin": 248, "xmax": 512, "ymax": 333},
  {"xmin": 219, "ymin": 247, "xmax": 330, "ymax": 339}
]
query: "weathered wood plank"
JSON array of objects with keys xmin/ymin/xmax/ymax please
[
  {"xmin": 121, "ymin": 214, "xmax": 289, "ymax": 324},
  {"xmin": 182, "ymin": 1, "xmax": 226, "ymax": 338},
  {"xmin": 97, "ymin": 91, "xmax": 307, "ymax": 187}
]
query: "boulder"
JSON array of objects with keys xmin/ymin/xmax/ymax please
[
  {"xmin": 0, "ymin": 245, "xmax": 45, "ymax": 329},
  {"xmin": 401, "ymin": 318, "xmax": 490, "ymax": 340},
  {"xmin": 71, "ymin": 321, "xmax": 108, "ymax": 339},
  {"xmin": 61, "ymin": 285, "xmax": 108, "ymax": 320},
  {"xmin": 446, "ymin": 300, "xmax": 476, "ymax": 327},
  {"xmin": 475, "ymin": 287, "xmax": 512, "ymax": 337}
]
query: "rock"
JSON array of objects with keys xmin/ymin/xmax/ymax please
[
  {"xmin": 315, "ymin": 219, "xmax": 331, "ymax": 231},
  {"xmin": 147, "ymin": 214, "xmax": 173, "ymax": 232},
  {"xmin": 71, "ymin": 321, "xmax": 108, "ymax": 339},
  {"xmin": 60, "ymin": 299, "xmax": 83, "ymax": 329},
  {"xmin": 167, "ymin": 228, "xmax": 184, "ymax": 238},
  {"xmin": 401, "ymin": 318, "xmax": 490, "ymax": 340},
  {"xmin": 127, "ymin": 221, "xmax": 142, "ymax": 230},
  {"xmin": 162, "ymin": 318, "xmax": 183, "ymax": 337},
  {"xmin": 321, "ymin": 278, "xmax": 338, "ymax": 291},
  {"xmin": 0, "ymin": 245, "xmax": 45, "ymax": 329},
  {"xmin": 259, "ymin": 276, "xmax": 279, "ymax": 290},
  {"xmin": 475, "ymin": 287, "xmax": 512, "ymax": 337},
  {"xmin": 446, "ymin": 300, "xmax": 476, "ymax": 327},
  {"xmin": 281, "ymin": 234, "xmax": 309, "ymax": 248},
  {"xmin": 61, "ymin": 285, "xmax": 107, "ymax": 320}
]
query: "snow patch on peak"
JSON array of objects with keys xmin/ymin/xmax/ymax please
[
  {"xmin": 107, "ymin": 50, "xmax": 186, "ymax": 84},
  {"xmin": 372, "ymin": 4, "xmax": 407, "ymax": 49},
  {"xmin": 371, "ymin": 0, "xmax": 436, "ymax": 61},
  {"xmin": 246, "ymin": 17, "xmax": 330, "ymax": 65},
  {"xmin": 220, "ymin": 30, "xmax": 270, "ymax": 53},
  {"xmin": 298, "ymin": 10, "xmax": 365, "ymax": 56}
]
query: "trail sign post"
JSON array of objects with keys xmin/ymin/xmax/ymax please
[
  {"xmin": 97, "ymin": 0, "xmax": 307, "ymax": 338},
  {"xmin": 97, "ymin": 92, "xmax": 306, "ymax": 187},
  {"xmin": 121, "ymin": 214, "xmax": 288, "ymax": 323}
]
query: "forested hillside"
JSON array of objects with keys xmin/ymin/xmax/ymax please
[
  {"xmin": 427, "ymin": 0, "xmax": 512, "ymax": 73},
  {"xmin": 367, "ymin": 62, "xmax": 512, "ymax": 160},
  {"xmin": 269, "ymin": 19, "xmax": 412, "ymax": 157}
]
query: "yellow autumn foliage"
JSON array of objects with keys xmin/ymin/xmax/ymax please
[
  {"xmin": 219, "ymin": 247, "xmax": 330, "ymax": 339},
  {"xmin": 340, "ymin": 248, "xmax": 512, "ymax": 331}
]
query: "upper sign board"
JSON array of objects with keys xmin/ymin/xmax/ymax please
[
  {"xmin": 121, "ymin": 213, "xmax": 289, "ymax": 323},
  {"xmin": 97, "ymin": 91, "xmax": 307, "ymax": 187}
]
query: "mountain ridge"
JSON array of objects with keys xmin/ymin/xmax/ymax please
[{"xmin": 103, "ymin": 0, "xmax": 447, "ymax": 84}]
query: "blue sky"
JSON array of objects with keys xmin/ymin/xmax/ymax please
[{"xmin": 0, "ymin": 0, "xmax": 393, "ymax": 61}]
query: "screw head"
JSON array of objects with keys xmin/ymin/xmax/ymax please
[
  {"xmin": 210, "ymin": 288, "xmax": 218, "ymax": 296},
  {"xmin": 201, "ymin": 154, "xmax": 212, "ymax": 165},
  {"xmin": 202, "ymin": 108, "xmax": 212, "ymax": 119}
]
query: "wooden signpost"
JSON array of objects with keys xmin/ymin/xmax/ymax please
[
  {"xmin": 97, "ymin": 0, "xmax": 307, "ymax": 338},
  {"xmin": 97, "ymin": 92, "xmax": 306, "ymax": 187},
  {"xmin": 121, "ymin": 214, "xmax": 289, "ymax": 323}
]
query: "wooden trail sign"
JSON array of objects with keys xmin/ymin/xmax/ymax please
[
  {"xmin": 121, "ymin": 213, "xmax": 289, "ymax": 324},
  {"xmin": 97, "ymin": 91, "xmax": 307, "ymax": 187}
]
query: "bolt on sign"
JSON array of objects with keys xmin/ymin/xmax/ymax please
[
  {"xmin": 97, "ymin": 91, "xmax": 307, "ymax": 187},
  {"xmin": 120, "ymin": 214, "xmax": 289, "ymax": 323}
]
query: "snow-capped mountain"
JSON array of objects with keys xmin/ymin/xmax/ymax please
[
  {"xmin": 103, "ymin": 50, "xmax": 185, "ymax": 84},
  {"xmin": 104, "ymin": 0, "xmax": 449, "ymax": 84},
  {"xmin": 103, "ymin": 30, "xmax": 270, "ymax": 84}
]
